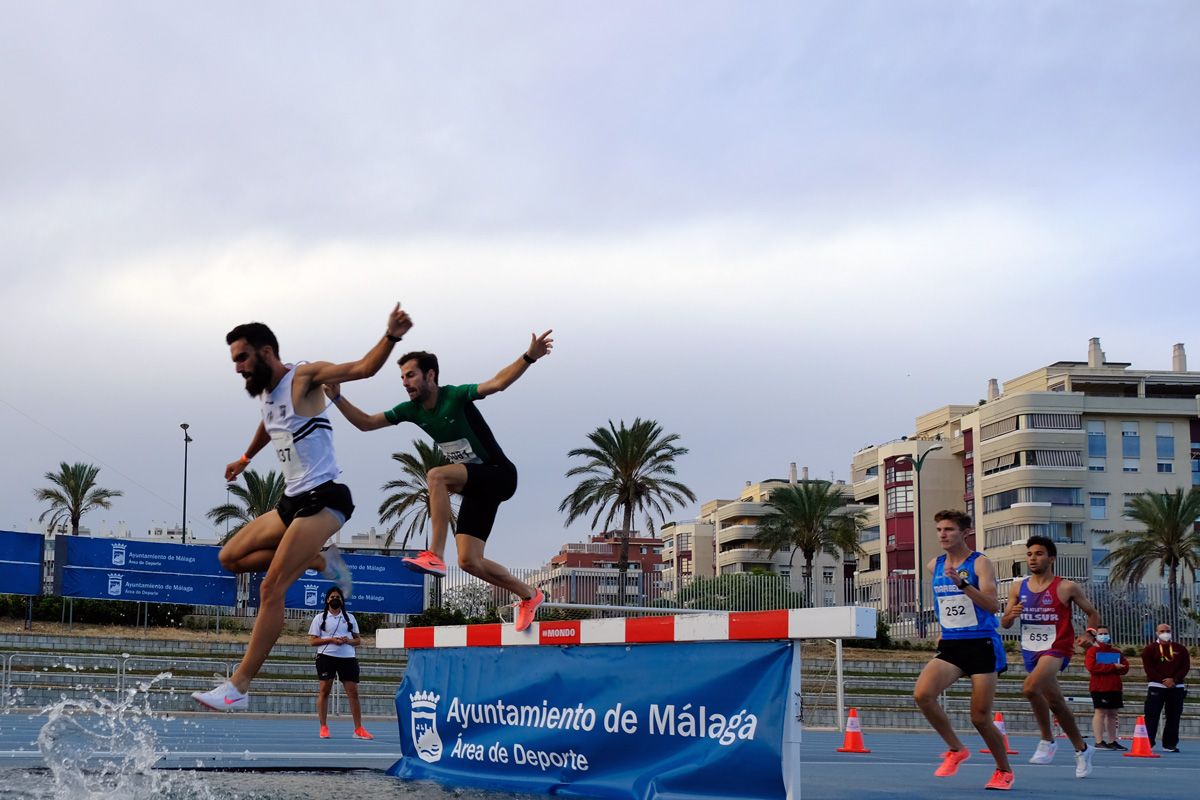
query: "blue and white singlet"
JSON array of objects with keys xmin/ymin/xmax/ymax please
[{"xmin": 259, "ymin": 366, "xmax": 340, "ymax": 496}]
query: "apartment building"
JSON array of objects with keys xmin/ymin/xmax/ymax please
[
  {"xmin": 851, "ymin": 338, "xmax": 1200, "ymax": 614},
  {"xmin": 661, "ymin": 464, "xmax": 862, "ymax": 607},
  {"xmin": 534, "ymin": 530, "xmax": 666, "ymax": 606}
]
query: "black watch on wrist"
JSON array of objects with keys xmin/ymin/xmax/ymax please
[{"xmin": 387, "ymin": 333, "xmax": 402, "ymax": 343}]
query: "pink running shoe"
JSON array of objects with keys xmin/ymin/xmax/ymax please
[
  {"xmin": 935, "ymin": 747, "xmax": 970, "ymax": 777},
  {"xmin": 515, "ymin": 589, "xmax": 545, "ymax": 632},
  {"xmin": 402, "ymin": 550, "xmax": 447, "ymax": 577},
  {"xmin": 985, "ymin": 769, "xmax": 1014, "ymax": 790}
]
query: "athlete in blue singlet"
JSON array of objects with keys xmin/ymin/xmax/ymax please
[{"xmin": 913, "ymin": 510, "xmax": 1014, "ymax": 791}]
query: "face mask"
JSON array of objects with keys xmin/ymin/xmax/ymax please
[
  {"xmin": 329, "ymin": 598, "xmax": 342, "ymax": 610},
  {"xmin": 1158, "ymin": 632, "xmax": 1172, "ymax": 643},
  {"xmin": 1096, "ymin": 634, "xmax": 1111, "ymax": 644}
]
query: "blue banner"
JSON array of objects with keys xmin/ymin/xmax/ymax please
[
  {"xmin": 389, "ymin": 641, "xmax": 792, "ymax": 799},
  {"xmin": 0, "ymin": 531, "xmax": 44, "ymax": 596},
  {"xmin": 56, "ymin": 537, "xmax": 235, "ymax": 605},
  {"xmin": 249, "ymin": 551, "xmax": 423, "ymax": 614}
]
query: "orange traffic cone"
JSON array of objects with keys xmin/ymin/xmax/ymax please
[
  {"xmin": 980, "ymin": 711, "xmax": 1019, "ymax": 754},
  {"xmin": 1124, "ymin": 716, "xmax": 1160, "ymax": 759},
  {"xmin": 836, "ymin": 708, "xmax": 872, "ymax": 753}
]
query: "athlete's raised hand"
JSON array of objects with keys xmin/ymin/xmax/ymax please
[
  {"xmin": 387, "ymin": 303, "xmax": 413, "ymax": 341},
  {"xmin": 1001, "ymin": 601, "xmax": 1023, "ymax": 627},
  {"xmin": 323, "ymin": 382, "xmax": 341, "ymax": 400},
  {"xmin": 225, "ymin": 456, "xmax": 249, "ymax": 482},
  {"xmin": 527, "ymin": 329, "xmax": 554, "ymax": 362}
]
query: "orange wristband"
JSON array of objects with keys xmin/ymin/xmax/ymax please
[{"xmin": 239, "ymin": 454, "xmax": 250, "ymax": 464}]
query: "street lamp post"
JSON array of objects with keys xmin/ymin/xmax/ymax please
[
  {"xmin": 180, "ymin": 423, "xmax": 192, "ymax": 544},
  {"xmin": 895, "ymin": 443, "xmax": 943, "ymax": 617}
]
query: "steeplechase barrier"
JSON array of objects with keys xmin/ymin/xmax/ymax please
[{"xmin": 378, "ymin": 605, "xmax": 876, "ymax": 800}]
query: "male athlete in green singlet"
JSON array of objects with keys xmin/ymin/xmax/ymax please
[{"xmin": 325, "ymin": 330, "xmax": 553, "ymax": 631}]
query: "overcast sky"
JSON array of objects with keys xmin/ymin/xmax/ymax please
[{"xmin": 2, "ymin": 1, "xmax": 1197, "ymax": 566}]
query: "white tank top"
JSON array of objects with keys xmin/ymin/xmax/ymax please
[{"xmin": 260, "ymin": 366, "xmax": 340, "ymax": 496}]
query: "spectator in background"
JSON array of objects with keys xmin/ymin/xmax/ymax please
[
  {"xmin": 309, "ymin": 586, "xmax": 372, "ymax": 740},
  {"xmin": 1085, "ymin": 625, "xmax": 1129, "ymax": 750},
  {"xmin": 1140, "ymin": 622, "xmax": 1190, "ymax": 752}
]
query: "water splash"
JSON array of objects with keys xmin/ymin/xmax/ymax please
[{"xmin": 30, "ymin": 671, "xmax": 222, "ymax": 800}]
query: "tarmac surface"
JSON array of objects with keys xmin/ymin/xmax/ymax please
[{"xmin": 0, "ymin": 711, "xmax": 1194, "ymax": 798}]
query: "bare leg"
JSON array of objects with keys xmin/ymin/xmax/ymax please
[
  {"xmin": 913, "ymin": 658, "xmax": 966, "ymax": 751},
  {"xmin": 456, "ymin": 533, "xmax": 535, "ymax": 600},
  {"xmin": 344, "ymin": 681, "xmax": 363, "ymax": 728},
  {"xmin": 1105, "ymin": 709, "xmax": 1120, "ymax": 743},
  {"xmin": 219, "ymin": 510, "xmax": 326, "ymax": 573},
  {"xmin": 230, "ymin": 510, "xmax": 343, "ymax": 692},
  {"xmin": 1092, "ymin": 709, "xmax": 1104, "ymax": 744},
  {"xmin": 317, "ymin": 679, "xmax": 332, "ymax": 726},
  {"xmin": 1023, "ymin": 656, "xmax": 1086, "ymax": 750},
  {"xmin": 427, "ymin": 465, "xmax": 468, "ymax": 559},
  {"xmin": 969, "ymin": 672, "xmax": 1012, "ymax": 772}
]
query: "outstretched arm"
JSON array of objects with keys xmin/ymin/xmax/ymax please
[
  {"xmin": 323, "ymin": 383, "xmax": 391, "ymax": 431},
  {"xmin": 477, "ymin": 330, "xmax": 554, "ymax": 398},
  {"xmin": 295, "ymin": 304, "xmax": 412, "ymax": 394},
  {"xmin": 225, "ymin": 422, "xmax": 270, "ymax": 480}
]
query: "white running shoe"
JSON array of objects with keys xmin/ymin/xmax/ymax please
[
  {"xmin": 192, "ymin": 680, "xmax": 248, "ymax": 711},
  {"xmin": 1029, "ymin": 740, "xmax": 1057, "ymax": 764},
  {"xmin": 322, "ymin": 544, "xmax": 353, "ymax": 599},
  {"xmin": 1074, "ymin": 744, "xmax": 1094, "ymax": 778}
]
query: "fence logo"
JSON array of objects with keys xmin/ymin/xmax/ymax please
[
  {"xmin": 111, "ymin": 543, "xmax": 127, "ymax": 566},
  {"xmin": 410, "ymin": 691, "xmax": 443, "ymax": 763},
  {"xmin": 304, "ymin": 584, "xmax": 319, "ymax": 606},
  {"xmin": 108, "ymin": 573, "xmax": 123, "ymax": 596}
]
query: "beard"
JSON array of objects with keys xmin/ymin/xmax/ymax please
[{"xmin": 243, "ymin": 358, "xmax": 274, "ymax": 397}]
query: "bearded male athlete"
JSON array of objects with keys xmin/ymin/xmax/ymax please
[{"xmin": 193, "ymin": 303, "xmax": 411, "ymax": 710}]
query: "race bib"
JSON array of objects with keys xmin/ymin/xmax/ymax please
[
  {"xmin": 938, "ymin": 593, "xmax": 979, "ymax": 629},
  {"xmin": 1022, "ymin": 624, "xmax": 1056, "ymax": 652},
  {"xmin": 269, "ymin": 430, "xmax": 305, "ymax": 482},
  {"xmin": 438, "ymin": 438, "xmax": 481, "ymax": 464}
]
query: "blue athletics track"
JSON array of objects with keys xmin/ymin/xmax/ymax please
[{"xmin": 0, "ymin": 712, "xmax": 1193, "ymax": 799}]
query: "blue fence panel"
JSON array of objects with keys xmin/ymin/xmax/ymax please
[
  {"xmin": 55, "ymin": 537, "xmax": 236, "ymax": 605},
  {"xmin": 0, "ymin": 530, "xmax": 44, "ymax": 596}
]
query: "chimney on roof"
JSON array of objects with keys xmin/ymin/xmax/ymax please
[
  {"xmin": 987, "ymin": 378, "xmax": 999, "ymax": 401},
  {"xmin": 788, "ymin": 462, "xmax": 797, "ymax": 484},
  {"xmin": 1173, "ymin": 343, "xmax": 1187, "ymax": 372},
  {"xmin": 802, "ymin": 466, "xmax": 809, "ymax": 481},
  {"xmin": 1087, "ymin": 337, "xmax": 1105, "ymax": 367}
]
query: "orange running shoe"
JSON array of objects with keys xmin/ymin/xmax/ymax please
[
  {"xmin": 515, "ymin": 589, "xmax": 545, "ymax": 632},
  {"xmin": 319, "ymin": 725, "xmax": 330, "ymax": 739},
  {"xmin": 402, "ymin": 550, "xmax": 447, "ymax": 577},
  {"xmin": 985, "ymin": 769, "xmax": 1014, "ymax": 791},
  {"xmin": 935, "ymin": 747, "xmax": 971, "ymax": 777},
  {"xmin": 353, "ymin": 727, "xmax": 374, "ymax": 740}
]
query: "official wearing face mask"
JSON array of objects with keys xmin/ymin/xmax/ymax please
[
  {"xmin": 1084, "ymin": 627, "xmax": 1129, "ymax": 750},
  {"xmin": 309, "ymin": 586, "xmax": 373, "ymax": 740},
  {"xmin": 1139, "ymin": 623, "xmax": 1190, "ymax": 752}
]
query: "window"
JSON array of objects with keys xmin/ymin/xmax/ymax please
[
  {"xmin": 964, "ymin": 472, "xmax": 975, "ymax": 494},
  {"xmin": 983, "ymin": 489, "xmax": 1019, "ymax": 514},
  {"xmin": 1088, "ymin": 458, "xmax": 1106, "ymax": 472},
  {"xmin": 1089, "ymin": 495, "xmax": 1107, "ymax": 520},
  {"xmin": 868, "ymin": 554, "xmax": 881, "ymax": 571},
  {"xmin": 859, "ymin": 525, "xmax": 880, "ymax": 543},
  {"xmin": 885, "ymin": 464, "xmax": 912, "ymax": 483},
  {"xmin": 1027, "ymin": 450, "xmax": 1084, "ymax": 467},
  {"xmin": 886, "ymin": 485, "xmax": 913, "ymax": 514},
  {"xmin": 1193, "ymin": 459, "xmax": 1200, "ymax": 485},
  {"xmin": 823, "ymin": 568, "xmax": 834, "ymax": 585},
  {"xmin": 1027, "ymin": 413, "xmax": 1082, "ymax": 430},
  {"xmin": 1157, "ymin": 423, "xmax": 1175, "ymax": 459},
  {"xmin": 1087, "ymin": 420, "xmax": 1107, "ymax": 457},
  {"xmin": 982, "ymin": 453, "xmax": 1019, "ymax": 475},
  {"xmin": 1091, "ymin": 548, "xmax": 1110, "ymax": 568},
  {"xmin": 1024, "ymin": 487, "xmax": 1082, "ymax": 506},
  {"xmin": 981, "ymin": 416, "xmax": 1019, "ymax": 440},
  {"xmin": 1158, "ymin": 462, "xmax": 1174, "ymax": 473},
  {"xmin": 1122, "ymin": 422, "xmax": 1140, "ymax": 458},
  {"xmin": 1123, "ymin": 458, "xmax": 1140, "ymax": 473}
]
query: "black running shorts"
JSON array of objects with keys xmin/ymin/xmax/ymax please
[
  {"xmin": 1091, "ymin": 690, "xmax": 1123, "ymax": 709},
  {"xmin": 935, "ymin": 636, "xmax": 1008, "ymax": 676},
  {"xmin": 276, "ymin": 480, "xmax": 355, "ymax": 527},
  {"xmin": 456, "ymin": 462, "xmax": 518, "ymax": 542},
  {"xmin": 315, "ymin": 653, "xmax": 360, "ymax": 683}
]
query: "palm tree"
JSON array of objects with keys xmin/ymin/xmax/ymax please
[
  {"xmin": 34, "ymin": 462, "xmax": 123, "ymax": 535},
  {"xmin": 378, "ymin": 440, "xmax": 455, "ymax": 552},
  {"xmin": 1100, "ymin": 488, "xmax": 1200, "ymax": 633},
  {"xmin": 206, "ymin": 469, "xmax": 286, "ymax": 544},
  {"xmin": 753, "ymin": 480, "xmax": 866, "ymax": 607},
  {"xmin": 559, "ymin": 418, "xmax": 696, "ymax": 606}
]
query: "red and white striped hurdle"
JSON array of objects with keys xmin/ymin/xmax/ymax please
[{"xmin": 376, "ymin": 606, "xmax": 874, "ymax": 649}]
